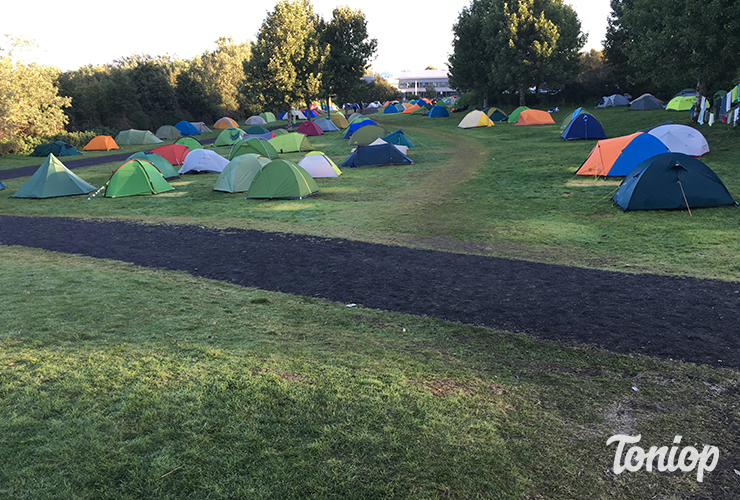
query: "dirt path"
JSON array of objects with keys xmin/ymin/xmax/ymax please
[{"xmin": 2, "ymin": 215, "xmax": 739, "ymax": 369}]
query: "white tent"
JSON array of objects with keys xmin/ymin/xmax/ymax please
[
  {"xmin": 597, "ymin": 94, "xmax": 630, "ymax": 108},
  {"xmin": 458, "ymin": 110, "xmax": 495, "ymax": 129},
  {"xmin": 190, "ymin": 122, "xmax": 212, "ymax": 133},
  {"xmin": 297, "ymin": 151, "xmax": 342, "ymax": 178},
  {"xmin": 245, "ymin": 116, "xmax": 267, "ymax": 125},
  {"xmin": 178, "ymin": 149, "xmax": 230, "ymax": 174},
  {"xmin": 648, "ymin": 124, "xmax": 710, "ymax": 157}
]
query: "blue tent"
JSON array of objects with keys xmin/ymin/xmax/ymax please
[
  {"xmin": 0, "ymin": 180, "xmax": 5, "ymax": 190},
  {"xmin": 342, "ymin": 120, "xmax": 377, "ymax": 139},
  {"xmin": 341, "ymin": 143, "xmax": 414, "ymax": 168},
  {"xmin": 175, "ymin": 120, "xmax": 200, "ymax": 135},
  {"xmin": 613, "ymin": 152, "xmax": 736, "ymax": 211},
  {"xmin": 561, "ymin": 113, "xmax": 607, "ymax": 140},
  {"xmin": 314, "ymin": 118, "xmax": 340, "ymax": 132},
  {"xmin": 384, "ymin": 104, "xmax": 400, "ymax": 114},
  {"xmin": 381, "ymin": 129, "xmax": 415, "ymax": 148},
  {"xmin": 606, "ymin": 133, "xmax": 669, "ymax": 177},
  {"xmin": 428, "ymin": 105, "xmax": 450, "ymax": 118}
]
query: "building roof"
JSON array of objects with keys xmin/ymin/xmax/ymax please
[{"xmin": 397, "ymin": 70, "xmax": 450, "ymax": 80}]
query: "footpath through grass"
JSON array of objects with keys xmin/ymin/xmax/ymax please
[{"xmin": 1, "ymin": 246, "xmax": 739, "ymax": 499}]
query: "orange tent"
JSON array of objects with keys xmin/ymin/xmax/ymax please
[
  {"xmin": 402, "ymin": 104, "xmax": 420, "ymax": 114},
  {"xmin": 576, "ymin": 133, "xmax": 640, "ymax": 176},
  {"xmin": 83, "ymin": 135, "xmax": 119, "ymax": 151},
  {"xmin": 150, "ymin": 144, "xmax": 190, "ymax": 165},
  {"xmin": 515, "ymin": 109, "xmax": 555, "ymax": 125},
  {"xmin": 214, "ymin": 117, "xmax": 238, "ymax": 129}
]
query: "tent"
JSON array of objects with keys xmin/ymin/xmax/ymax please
[
  {"xmin": 155, "ymin": 125, "xmax": 182, "ymax": 140},
  {"xmin": 347, "ymin": 112, "xmax": 365, "ymax": 123},
  {"xmin": 367, "ymin": 138, "xmax": 408, "ymax": 155},
  {"xmin": 296, "ymin": 120, "xmax": 325, "ymax": 136},
  {"xmin": 666, "ymin": 95, "xmax": 695, "ymax": 111},
  {"xmin": 560, "ymin": 107, "xmax": 587, "ymax": 129},
  {"xmin": 214, "ymin": 117, "xmax": 239, "ymax": 129},
  {"xmin": 190, "ymin": 122, "xmax": 211, "ymax": 133},
  {"xmin": 245, "ymin": 125, "xmax": 270, "ymax": 135},
  {"xmin": 178, "ymin": 149, "xmax": 229, "ymax": 174},
  {"xmin": 272, "ymin": 129, "xmax": 288, "ymax": 136},
  {"xmin": 428, "ymin": 105, "xmax": 450, "ymax": 118},
  {"xmin": 483, "ymin": 107, "xmax": 508, "ymax": 121},
  {"xmin": 341, "ymin": 142, "xmax": 414, "ymax": 168},
  {"xmin": 576, "ymin": 132, "xmax": 669, "ymax": 177},
  {"xmin": 260, "ymin": 112, "xmax": 277, "ymax": 123},
  {"xmin": 269, "ymin": 133, "xmax": 314, "ymax": 153},
  {"xmin": 0, "ymin": 180, "xmax": 5, "ymax": 190},
  {"xmin": 214, "ymin": 154, "xmax": 271, "ymax": 193},
  {"xmin": 245, "ymin": 159, "xmax": 319, "ymax": 199},
  {"xmin": 330, "ymin": 113, "xmax": 349, "ymax": 129},
  {"xmin": 229, "ymin": 137, "xmax": 279, "ymax": 160},
  {"xmin": 127, "ymin": 151, "xmax": 179, "ymax": 180},
  {"xmin": 83, "ymin": 135, "xmax": 119, "ymax": 151},
  {"xmin": 115, "ymin": 129, "xmax": 163, "ymax": 146},
  {"xmin": 150, "ymin": 144, "xmax": 190, "ymax": 165},
  {"xmin": 175, "ymin": 120, "xmax": 200, "ymax": 135},
  {"xmin": 245, "ymin": 116, "xmax": 267, "ymax": 125},
  {"xmin": 561, "ymin": 113, "xmax": 606, "ymax": 140},
  {"xmin": 104, "ymin": 159, "xmax": 174, "ymax": 198},
  {"xmin": 343, "ymin": 120, "xmax": 377, "ymax": 139},
  {"xmin": 381, "ymin": 129, "xmax": 414, "ymax": 148},
  {"xmin": 214, "ymin": 127, "xmax": 246, "ymax": 147},
  {"xmin": 613, "ymin": 152, "xmax": 736, "ymax": 211},
  {"xmin": 175, "ymin": 136, "xmax": 203, "ymax": 150},
  {"xmin": 516, "ymin": 109, "xmax": 555, "ymax": 125},
  {"xmin": 348, "ymin": 124, "xmax": 388, "ymax": 146},
  {"xmin": 647, "ymin": 124, "xmax": 709, "ymax": 156},
  {"xmin": 629, "ymin": 94, "xmax": 662, "ymax": 111},
  {"xmin": 597, "ymin": 94, "xmax": 630, "ymax": 108},
  {"xmin": 30, "ymin": 141, "xmax": 82, "ymax": 157},
  {"xmin": 298, "ymin": 151, "xmax": 342, "ymax": 178},
  {"xmin": 314, "ymin": 117, "xmax": 340, "ymax": 132},
  {"xmin": 402, "ymin": 104, "xmax": 420, "ymax": 114},
  {"xmin": 507, "ymin": 106, "xmax": 530, "ymax": 123},
  {"xmin": 12, "ymin": 153, "xmax": 95, "ymax": 198},
  {"xmin": 458, "ymin": 110, "xmax": 494, "ymax": 129}
]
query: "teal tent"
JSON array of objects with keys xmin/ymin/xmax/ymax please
[
  {"xmin": 127, "ymin": 151, "xmax": 180, "ymax": 180},
  {"xmin": 12, "ymin": 154, "xmax": 95, "ymax": 199},
  {"xmin": 30, "ymin": 141, "xmax": 82, "ymax": 157}
]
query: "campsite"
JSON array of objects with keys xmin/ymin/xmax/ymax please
[{"xmin": 2, "ymin": 104, "xmax": 740, "ymax": 499}]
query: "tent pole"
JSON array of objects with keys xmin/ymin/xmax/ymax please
[
  {"xmin": 588, "ymin": 186, "xmax": 620, "ymax": 209},
  {"xmin": 677, "ymin": 180, "xmax": 692, "ymax": 216}
]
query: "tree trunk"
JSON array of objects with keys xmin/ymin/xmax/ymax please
[
  {"xmin": 287, "ymin": 105, "xmax": 294, "ymax": 132},
  {"xmin": 519, "ymin": 84, "xmax": 526, "ymax": 106},
  {"xmin": 692, "ymin": 77, "xmax": 707, "ymax": 125}
]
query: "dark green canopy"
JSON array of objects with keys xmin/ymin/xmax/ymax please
[
  {"xmin": 30, "ymin": 141, "xmax": 82, "ymax": 157},
  {"xmin": 13, "ymin": 154, "xmax": 95, "ymax": 198}
]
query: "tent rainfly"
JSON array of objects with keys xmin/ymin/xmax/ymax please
[
  {"xmin": 104, "ymin": 159, "xmax": 174, "ymax": 198},
  {"xmin": 12, "ymin": 153, "xmax": 95, "ymax": 198},
  {"xmin": 178, "ymin": 149, "xmax": 230, "ymax": 174},
  {"xmin": 245, "ymin": 159, "xmax": 319, "ymax": 200}
]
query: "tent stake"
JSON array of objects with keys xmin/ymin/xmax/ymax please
[
  {"xmin": 589, "ymin": 186, "xmax": 620, "ymax": 209},
  {"xmin": 677, "ymin": 180, "xmax": 692, "ymax": 216}
]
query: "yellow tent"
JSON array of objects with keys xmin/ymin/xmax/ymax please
[{"xmin": 458, "ymin": 110, "xmax": 495, "ymax": 129}]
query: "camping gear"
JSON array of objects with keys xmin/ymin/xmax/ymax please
[
  {"xmin": 104, "ymin": 159, "xmax": 174, "ymax": 198},
  {"xmin": 648, "ymin": 124, "xmax": 709, "ymax": 156},
  {"xmin": 629, "ymin": 94, "xmax": 662, "ymax": 110},
  {"xmin": 245, "ymin": 116, "xmax": 267, "ymax": 125},
  {"xmin": 483, "ymin": 107, "xmax": 508, "ymax": 121},
  {"xmin": 507, "ymin": 106, "xmax": 530, "ymax": 123},
  {"xmin": 229, "ymin": 137, "xmax": 279, "ymax": 160},
  {"xmin": 175, "ymin": 137, "xmax": 203, "ymax": 150},
  {"xmin": 213, "ymin": 154, "xmax": 270, "ymax": 193},
  {"xmin": 269, "ymin": 133, "xmax": 314, "ymax": 153},
  {"xmin": 298, "ymin": 152, "xmax": 342, "ymax": 178},
  {"xmin": 597, "ymin": 94, "xmax": 630, "ymax": 108},
  {"xmin": 83, "ymin": 135, "xmax": 119, "ymax": 151},
  {"xmin": 245, "ymin": 125, "xmax": 270, "ymax": 135},
  {"xmin": 613, "ymin": 152, "xmax": 736, "ymax": 211},
  {"xmin": 178, "ymin": 149, "xmax": 229, "ymax": 174},
  {"xmin": 115, "ymin": 129, "xmax": 162, "ymax": 145},
  {"xmin": 127, "ymin": 151, "xmax": 179, "ymax": 180},
  {"xmin": 561, "ymin": 113, "xmax": 606, "ymax": 140},
  {"xmin": 214, "ymin": 127, "xmax": 246, "ymax": 147},
  {"xmin": 0, "ymin": 180, "xmax": 5, "ymax": 190},
  {"xmin": 12, "ymin": 153, "xmax": 95, "ymax": 198},
  {"xmin": 348, "ymin": 124, "xmax": 388, "ymax": 146},
  {"xmin": 314, "ymin": 118, "xmax": 340, "ymax": 132},
  {"xmin": 458, "ymin": 110, "xmax": 494, "ymax": 129},
  {"xmin": 259, "ymin": 112, "xmax": 277, "ymax": 123},
  {"xmin": 175, "ymin": 120, "xmax": 200, "ymax": 135},
  {"xmin": 666, "ymin": 95, "xmax": 695, "ymax": 111},
  {"xmin": 516, "ymin": 109, "xmax": 555, "ymax": 125},
  {"xmin": 381, "ymin": 129, "xmax": 415, "ymax": 148},
  {"xmin": 150, "ymin": 144, "xmax": 190, "ymax": 165},
  {"xmin": 296, "ymin": 120, "xmax": 325, "ymax": 136},
  {"xmin": 576, "ymin": 132, "xmax": 669, "ymax": 177},
  {"xmin": 245, "ymin": 159, "xmax": 319, "ymax": 200},
  {"xmin": 428, "ymin": 105, "xmax": 450, "ymax": 118},
  {"xmin": 155, "ymin": 125, "xmax": 182, "ymax": 140},
  {"xmin": 30, "ymin": 141, "xmax": 81, "ymax": 157},
  {"xmin": 341, "ymin": 143, "xmax": 414, "ymax": 168},
  {"xmin": 343, "ymin": 120, "xmax": 377, "ymax": 139},
  {"xmin": 330, "ymin": 113, "xmax": 349, "ymax": 129},
  {"xmin": 190, "ymin": 122, "xmax": 211, "ymax": 133},
  {"xmin": 214, "ymin": 117, "xmax": 239, "ymax": 129}
]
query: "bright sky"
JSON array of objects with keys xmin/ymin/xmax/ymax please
[{"xmin": 2, "ymin": 0, "xmax": 611, "ymax": 76}]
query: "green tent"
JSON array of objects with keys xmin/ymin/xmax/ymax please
[
  {"xmin": 246, "ymin": 159, "xmax": 319, "ymax": 200},
  {"xmin": 269, "ymin": 133, "xmax": 314, "ymax": 153},
  {"xmin": 666, "ymin": 95, "xmax": 695, "ymax": 111},
  {"xmin": 155, "ymin": 125, "xmax": 182, "ymax": 140},
  {"xmin": 214, "ymin": 127, "xmax": 246, "ymax": 147},
  {"xmin": 228, "ymin": 137, "xmax": 279, "ymax": 160},
  {"xmin": 507, "ymin": 106, "xmax": 530, "ymax": 123},
  {"xmin": 104, "ymin": 159, "xmax": 174, "ymax": 198},
  {"xmin": 115, "ymin": 129, "xmax": 163, "ymax": 145},
  {"xmin": 245, "ymin": 125, "xmax": 270, "ymax": 135},
  {"xmin": 127, "ymin": 151, "xmax": 180, "ymax": 180},
  {"xmin": 259, "ymin": 112, "xmax": 277, "ymax": 123},
  {"xmin": 214, "ymin": 154, "xmax": 271, "ymax": 193},
  {"xmin": 175, "ymin": 136, "xmax": 204, "ymax": 150},
  {"xmin": 12, "ymin": 153, "xmax": 95, "ymax": 199},
  {"xmin": 348, "ymin": 124, "xmax": 388, "ymax": 146},
  {"xmin": 30, "ymin": 140, "xmax": 81, "ymax": 157},
  {"xmin": 272, "ymin": 128, "xmax": 288, "ymax": 136}
]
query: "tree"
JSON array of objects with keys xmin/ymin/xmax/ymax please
[
  {"xmin": 196, "ymin": 37, "xmax": 252, "ymax": 116},
  {"xmin": 242, "ymin": 0, "xmax": 329, "ymax": 120},
  {"xmin": 449, "ymin": 0, "xmax": 584, "ymax": 106},
  {"xmin": 604, "ymin": 0, "xmax": 740, "ymax": 102},
  {"xmin": 424, "ymin": 84, "xmax": 437, "ymax": 99},
  {"xmin": 319, "ymin": 6, "xmax": 377, "ymax": 105}
]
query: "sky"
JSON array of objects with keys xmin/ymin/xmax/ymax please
[{"xmin": 2, "ymin": 0, "xmax": 611, "ymax": 76}]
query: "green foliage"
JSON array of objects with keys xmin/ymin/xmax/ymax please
[
  {"xmin": 242, "ymin": 0, "xmax": 329, "ymax": 116},
  {"xmin": 424, "ymin": 84, "xmax": 437, "ymax": 99},
  {"xmin": 319, "ymin": 6, "xmax": 377, "ymax": 104},
  {"xmin": 192, "ymin": 37, "xmax": 252, "ymax": 117},
  {"xmin": 356, "ymin": 76, "xmax": 402, "ymax": 103}
]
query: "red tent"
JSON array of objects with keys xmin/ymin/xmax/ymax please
[
  {"xmin": 150, "ymin": 144, "xmax": 190, "ymax": 165},
  {"xmin": 296, "ymin": 121, "xmax": 325, "ymax": 136}
]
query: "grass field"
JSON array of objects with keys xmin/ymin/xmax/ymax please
[{"xmin": 1, "ymin": 107, "xmax": 739, "ymax": 499}]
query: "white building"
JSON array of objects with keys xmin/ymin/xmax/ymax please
[{"xmin": 394, "ymin": 70, "xmax": 455, "ymax": 97}]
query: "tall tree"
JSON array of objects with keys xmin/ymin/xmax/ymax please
[
  {"xmin": 242, "ymin": 0, "xmax": 329, "ymax": 119},
  {"xmin": 319, "ymin": 6, "xmax": 377, "ymax": 105},
  {"xmin": 196, "ymin": 37, "xmax": 252, "ymax": 115}
]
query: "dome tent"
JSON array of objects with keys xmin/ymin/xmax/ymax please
[
  {"xmin": 178, "ymin": 149, "xmax": 229, "ymax": 174},
  {"xmin": 458, "ymin": 110, "xmax": 494, "ymax": 129},
  {"xmin": 175, "ymin": 120, "xmax": 200, "ymax": 135},
  {"xmin": 214, "ymin": 117, "xmax": 239, "ymax": 129},
  {"xmin": 155, "ymin": 125, "xmax": 182, "ymax": 140},
  {"xmin": 245, "ymin": 159, "xmax": 319, "ymax": 200},
  {"xmin": 150, "ymin": 144, "xmax": 190, "ymax": 165},
  {"xmin": 647, "ymin": 124, "xmax": 709, "ymax": 157},
  {"xmin": 298, "ymin": 151, "xmax": 342, "ymax": 178},
  {"xmin": 83, "ymin": 135, "xmax": 119, "ymax": 151},
  {"xmin": 296, "ymin": 120, "xmax": 325, "ymax": 136},
  {"xmin": 613, "ymin": 152, "xmax": 736, "ymax": 211},
  {"xmin": 175, "ymin": 136, "xmax": 204, "ymax": 151},
  {"xmin": 561, "ymin": 113, "xmax": 606, "ymax": 140},
  {"xmin": 341, "ymin": 142, "xmax": 414, "ymax": 168},
  {"xmin": 214, "ymin": 127, "xmax": 246, "ymax": 147},
  {"xmin": 229, "ymin": 137, "xmax": 279, "ymax": 160},
  {"xmin": 30, "ymin": 141, "xmax": 81, "ymax": 157},
  {"xmin": 576, "ymin": 132, "xmax": 669, "ymax": 177},
  {"xmin": 269, "ymin": 133, "xmax": 314, "ymax": 153},
  {"xmin": 127, "ymin": 151, "xmax": 179, "ymax": 180},
  {"xmin": 214, "ymin": 154, "xmax": 271, "ymax": 193},
  {"xmin": 115, "ymin": 129, "xmax": 163, "ymax": 145},
  {"xmin": 104, "ymin": 159, "xmax": 174, "ymax": 198},
  {"xmin": 12, "ymin": 154, "xmax": 95, "ymax": 198}
]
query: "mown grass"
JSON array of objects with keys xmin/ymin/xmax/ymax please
[
  {"xmin": 1, "ymin": 246, "xmax": 739, "ymax": 499},
  {"xmin": 2, "ymin": 109, "xmax": 739, "ymax": 280}
]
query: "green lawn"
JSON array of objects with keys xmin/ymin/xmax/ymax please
[{"xmin": 1, "ymin": 109, "xmax": 739, "ymax": 499}]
